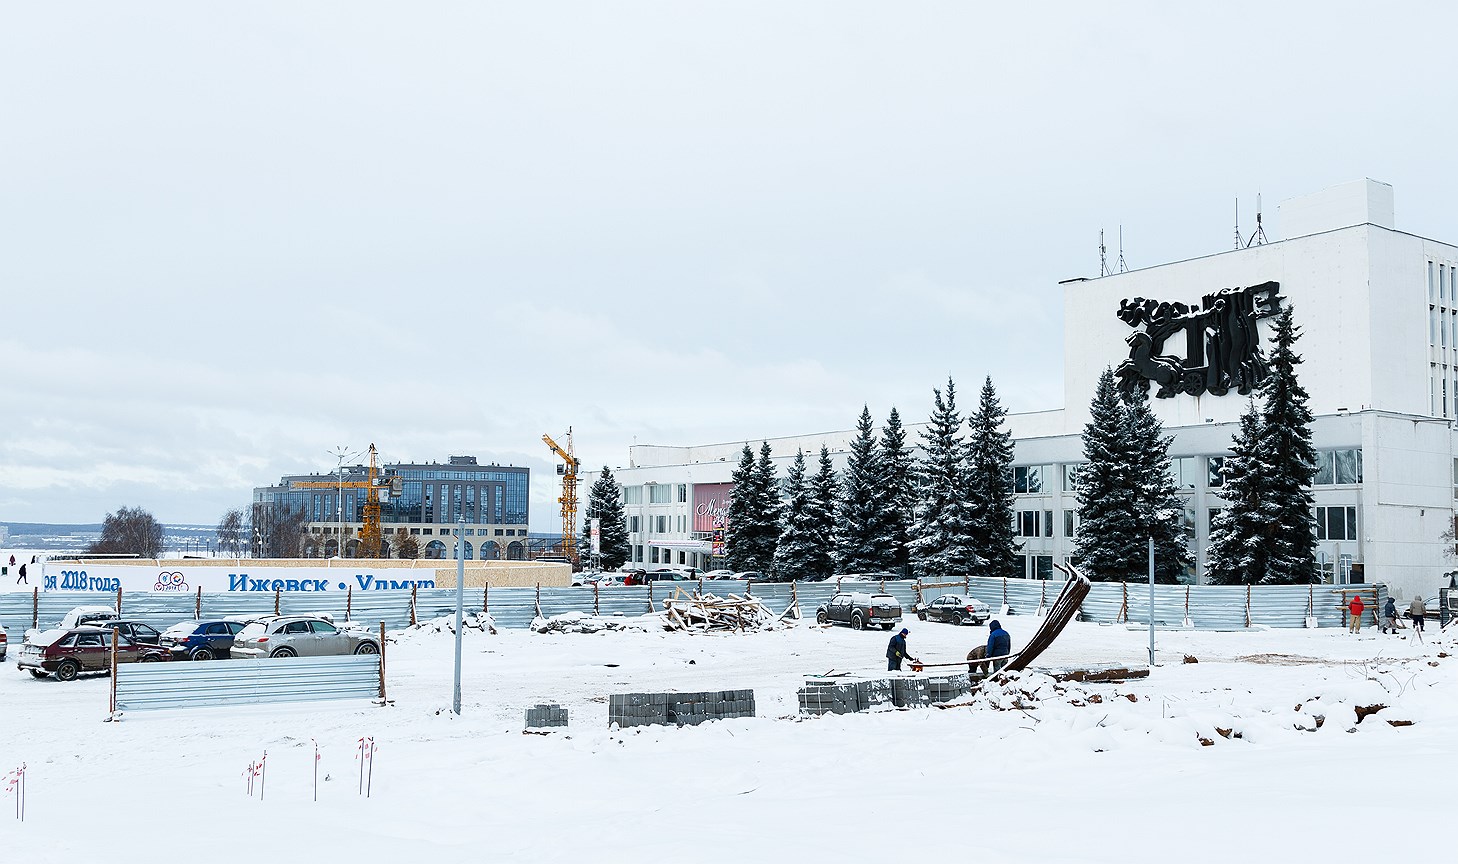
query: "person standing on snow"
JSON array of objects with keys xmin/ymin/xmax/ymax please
[
  {"xmin": 1347, "ymin": 594, "xmax": 1365, "ymax": 634},
  {"xmin": 886, "ymin": 627, "xmax": 918, "ymax": 671},
  {"xmin": 986, "ymin": 620, "xmax": 1012, "ymax": 672},
  {"xmin": 1381, "ymin": 597, "xmax": 1399, "ymax": 635},
  {"xmin": 1408, "ymin": 595, "xmax": 1426, "ymax": 642}
]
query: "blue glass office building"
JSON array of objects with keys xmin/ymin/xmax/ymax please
[{"xmin": 253, "ymin": 455, "xmax": 530, "ymax": 559}]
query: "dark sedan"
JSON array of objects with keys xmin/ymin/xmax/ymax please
[
  {"xmin": 16, "ymin": 626, "xmax": 170, "ymax": 680},
  {"xmin": 920, "ymin": 594, "xmax": 992, "ymax": 626},
  {"xmin": 92, "ymin": 619, "xmax": 164, "ymax": 646},
  {"xmin": 160, "ymin": 619, "xmax": 248, "ymax": 660}
]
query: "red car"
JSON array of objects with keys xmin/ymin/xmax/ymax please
[{"xmin": 16, "ymin": 625, "xmax": 170, "ymax": 681}]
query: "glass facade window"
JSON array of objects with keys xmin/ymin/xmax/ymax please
[
  {"xmin": 1062, "ymin": 510, "xmax": 1077, "ymax": 538},
  {"xmin": 1207, "ymin": 457, "xmax": 1225, "ymax": 488},
  {"xmin": 1015, "ymin": 510, "xmax": 1051, "ymax": 537},
  {"xmin": 1313, "ymin": 449, "xmax": 1363, "ymax": 485},
  {"xmin": 1168, "ymin": 457, "xmax": 1200, "ymax": 489},
  {"xmin": 624, "ymin": 486, "xmax": 643, "ymax": 505},
  {"xmin": 629, "ymin": 515, "xmax": 641, "ymax": 533},
  {"xmin": 1315, "ymin": 506, "xmax": 1357, "ymax": 541},
  {"xmin": 677, "ymin": 484, "xmax": 688, "ymax": 503},
  {"xmin": 1026, "ymin": 555, "xmax": 1054, "ymax": 580},
  {"xmin": 1208, "ymin": 508, "xmax": 1223, "ymax": 532},
  {"xmin": 1014, "ymin": 465, "xmax": 1053, "ymax": 494},
  {"xmin": 1062, "ymin": 463, "xmax": 1082, "ymax": 492},
  {"xmin": 649, "ymin": 484, "xmax": 672, "ymax": 504}
]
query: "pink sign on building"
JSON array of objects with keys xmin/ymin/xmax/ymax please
[{"xmin": 692, "ymin": 482, "xmax": 734, "ymax": 532}]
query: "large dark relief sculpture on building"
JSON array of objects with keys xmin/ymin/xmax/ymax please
[{"xmin": 1115, "ymin": 281, "xmax": 1283, "ymax": 398}]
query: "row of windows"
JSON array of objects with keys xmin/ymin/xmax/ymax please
[
  {"xmin": 629, "ymin": 545, "xmax": 694, "ymax": 566},
  {"xmin": 621, "ymin": 484, "xmax": 689, "ymax": 505},
  {"xmin": 628, "ymin": 515, "xmax": 688, "ymax": 534},
  {"xmin": 393, "ymin": 469, "xmax": 526, "ymax": 483}
]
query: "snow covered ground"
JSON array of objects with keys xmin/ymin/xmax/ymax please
[{"xmin": 2, "ymin": 614, "xmax": 1452, "ymax": 862}]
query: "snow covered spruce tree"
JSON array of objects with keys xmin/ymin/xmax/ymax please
[
  {"xmin": 772, "ymin": 450, "xmax": 817, "ymax": 581},
  {"xmin": 725, "ymin": 445, "xmax": 760, "ymax": 571},
  {"xmin": 1073, "ymin": 368, "xmax": 1140, "ymax": 580},
  {"xmin": 1204, "ymin": 400, "xmax": 1265, "ymax": 585},
  {"xmin": 837, "ymin": 405, "xmax": 890, "ymax": 572},
  {"xmin": 879, "ymin": 406, "xmax": 915, "ymax": 576},
  {"xmin": 1257, "ymin": 306, "xmax": 1319, "ymax": 584},
  {"xmin": 1122, "ymin": 385, "xmax": 1192, "ymax": 583},
  {"xmin": 965, "ymin": 376, "xmax": 1021, "ymax": 580},
  {"xmin": 909, "ymin": 378, "xmax": 978, "ymax": 580},
  {"xmin": 807, "ymin": 446, "xmax": 840, "ymax": 581},
  {"xmin": 748, "ymin": 441, "xmax": 783, "ymax": 574},
  {"xmin": 580, "ymin": 466, "xmax": 631, "ymax": 571}
]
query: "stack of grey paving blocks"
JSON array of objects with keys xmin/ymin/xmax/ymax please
[
  {"xmin": 798, "ymin": 673, "xmax": 963, "ymax": 716},
  {"xmin": 525, "ymin": 703, "xmax": 570, "ymax": 728},
  {"xmin": 609, "ymin": 690, "xmax": 756, "ymax": 728}
]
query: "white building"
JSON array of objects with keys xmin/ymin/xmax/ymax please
[{"xmin": 591, "ymin": 180, "xmax": 1457, "ymax": 600}]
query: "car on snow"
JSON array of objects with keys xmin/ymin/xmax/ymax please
[
  {"xmin": 815, "ymin": 592, "xmax": 903, "ymax": 630},
  {"xmin": 231, "ymin": 616, "xmax": 381, "ymax": 659},
  {"xmin": 703, "ymin": 570, "xmax": 737, "ymax": 580},
  {"xmin": 16, "ymin": 626, "xmax": 170, "ymax": 680},
  {"xmin": 731, "ymin": 571, "xmax": 766, "ymax": 581},
  {"xmin": 160, "ymin": 619, "xmax": 249, "ymax": 660},
  {"xmin": 0, "ymin": 624, "xmax": 7, "ymax": 661},
  {"xmin": 919, "ymin": 593, "xmax": 992, "ymax": 626},
  {"xmin": 59, "ymin": 606, "xmax": 121, "ymax": 630},
  {"xmin": 91, "ymin": 619, "xmax": 164, "ymax": 645}
]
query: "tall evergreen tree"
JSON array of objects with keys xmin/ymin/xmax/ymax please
[
  {"xmin": 807, "ymin": 446, "xmax": 840, "ymax": 581},
  {"xmin": 965, "ymin": 376, "xmax": 1021, "ymax": 580},
  {"xmin": 581, "ymin": 466, "xmax": 631, "ymax": 571},
  {"xmin": 1073, "ymin": 368, "xmax": 1141, "ymax": 580},
  {"xmin": 837, "ymin": 405, "xmax": 889, "ymax": 572},
  {"xmin": 909, "ymin": 378, "xmax": 979, "ymax": 580},
  {"xmin": 1255, "ymin": 305, "xmax": 1319, "ymax": 584},
  {"xmin": 1122, "ymin": 385, "xmax": 1192, "ymax": 583},
  {"xmin": 725, "ymin": 445, "xmax": 759, "ymax": 570},
  {"xmin": 879, "ymin": 406, "xmax": 915, "ymax": 575},
  {"xmin": 1204, "ymin": 400, "xmax": 1266, "ymax": 585},
  {"xmin": 743, "ymin": 441, "xmax": 782, "ymax": 571},
  {"xmin": 772, "ymin": 450, "xmax": 817, "ymax": 581}
]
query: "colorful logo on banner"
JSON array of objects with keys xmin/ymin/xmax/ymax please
[{"xmin": 154, "ymin": 571, "xmax": 190, "ymax": 591}]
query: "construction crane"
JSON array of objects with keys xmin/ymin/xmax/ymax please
[
  {"xmin": 291, "ymin": 443, "xmax": 396, "ymax": 558},
  {"xmin": 542, "ymin": 428, "xmax": 581, "ymax": 565}
]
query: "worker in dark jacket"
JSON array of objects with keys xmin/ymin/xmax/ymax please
[
  {"xmin": 986, "ymin": 620, "xmax": 1012, "ymax": 672},
  {"xmin": 886, "ymin": 627, "xmax": 918, "ymax": 671}
]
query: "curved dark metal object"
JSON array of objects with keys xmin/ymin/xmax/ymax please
[{"xmin": 1002, "ymin": 568, "xmax": 1091, "ymax": 674}]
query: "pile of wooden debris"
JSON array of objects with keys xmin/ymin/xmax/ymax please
[{"xmin": 660, "ymin": 589, "xmax": 798, "ymax": 632}]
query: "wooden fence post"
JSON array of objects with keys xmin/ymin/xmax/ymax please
[
  {"xmin": 274, "ymin": 588, "xmax": 280, "ymax": 616},
  {"xmin": 346, "ymin": 586, "xmax": 353, "ymax": 622},
  {"xmin": 593, "ymin": 579, "xmax": 600, "ymax": 616},
  {"xmin": 1245, "ymin": 585, "xmax": 1252, "ymax": 628},
  {"xmin": 110, "ymin": 632, "xmax": 119, "ymax": 714},
  {"xmin": 963, "ymin": 574, "xmax": 969, "ymax": 593},
  {"xmin": 195, "ymin": 586, "xmax": 202, "ymax": 619},
  {"xmin": 535, "ymin": 582, "xmax": 542, "ymax": 618},
  {"xmin": 483, "ymin": 584, "xmax": 489, "ymax": 615},
  {"xmin": 378, "ymin": 622, "xmax": 387, "ymax": 703},
  {"xmin": 116, "ymin": 584, "xmax": 123, "ymax": 615},
  {"xmin": 410, "ymin": 583, "xmax": 418, "ymax": 627},
  {"xmin": 648, "ymin": 580, "xmax": 655, "ymax": 613},
  {"xmin": 791, "ymin": 581, "xmax": 800, "ymax": 619},
  {"xmin": 1118, "ymin": 582, "xmax": 1129, "ymax": 623},
  {"xmin": 32, "ymin": 587, "xmax": 39, "ymax": 629}
]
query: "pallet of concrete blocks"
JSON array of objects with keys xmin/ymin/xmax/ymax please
[
  {"xmin": 798, "ymin": 680, "xmax": 860, "ymax": 716},
  {"xmin": 891, "ymin": 676, "xmax": 932, "ymax": 709},
  {"xmin": 854, "ymin": 678, "xmax": 895, "ymax": 711},
  {"xmin": 609, "ymin": 690, "xmax": 756, "ymax": 728},
  {"xmin": 525, "ymin": 703, "xmax": 570, "ymax": 729},
  {"xmin": 926, "ymin": 672, "xmax": 971, "ymax": 703}
]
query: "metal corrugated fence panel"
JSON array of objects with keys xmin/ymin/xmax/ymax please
[
  {"xmin": 0, "ymin": 580, "xmax": 1395, "ymax": 633},
  {"xmin": 114, "ymin": 655, "xmax": 381, "ymax": 711}
]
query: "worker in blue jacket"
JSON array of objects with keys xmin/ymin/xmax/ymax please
[
  {"xmin": 886, "ymin": 627, "xmax": 919, "ymax": 671},
  {"xmin": 986, "ymin": 620, "xmax": 1011, "ymax": 672}
]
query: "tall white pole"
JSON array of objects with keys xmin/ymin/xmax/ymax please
[
  {"xmin": 1148, "ymin": 536, "xmax": 1156, "ymax": 667},
  {"xmin": 453, "ymin": 517, "xmax": 465, "ymax": 715}
]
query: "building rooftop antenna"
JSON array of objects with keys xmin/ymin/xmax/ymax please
[
  {"xmin": 1117, "ymin": 225, "xmax": 1128, "ymax": 273},
  {"xmin": 1247, "ymin": 192, "xmax": 1269, "ymax": 247},
  {"xmin": 1099, "ymin": 229, "xmax": 1110, "ymax": 277},
  {"xmin": 1234, "ymin": 197, "xmax": 1243, "ymax": 250}
]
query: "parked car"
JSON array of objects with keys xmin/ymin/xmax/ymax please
[
  {"xmin": 815, "ymin": 592, "xmax": 903, "ymax": 630},
  {"xmin": 0, "ymin": 624, "xmax": 7, "ymax": 661},
  {"xmin": 703, "ymin": 569, "xmax": 737, "ymax": 580},
  {"xmin": 91, "ymin": 619, "xmax": 164, "ymax": 645},
  {"xmin": 231, "ymin": 616, "xmax": 381, "ymax": 659},
  {"xmin": 643, "ymin": 569, "xmax": 694, "ymax": 583},
  {"xmin": 59, "ymin": 606, "xmax": 120, "ymax": 630},
  {"xmin": 920, "ymin": 593, "xmax": 992, "ymax": 626},
  {"xmin": 731, "ymin": 571, "xmax": 766, "ymax": 581},
  {"xmin": 160, "ymin": 619, "xmax": 248, "ymax": 660},
  {"xmin": 16, "ymin": 626, "xmax": 170, "ymax": 680},
  {"xmin": 571, "ymin": 570, "xmax": 603, "ymax": 587}
]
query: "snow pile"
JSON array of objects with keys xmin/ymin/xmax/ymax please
[
  {"xmin": 529, "ymin": 610, "xmax": 662, "ymax": 634},
  {"xmin": 391, "ymin": 611, "xmax": 496, "ymax": 641}
]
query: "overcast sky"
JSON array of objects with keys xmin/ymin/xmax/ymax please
[{"xmin": 3, "ymin": 2, "xmax": 1456, "ymax": 532}]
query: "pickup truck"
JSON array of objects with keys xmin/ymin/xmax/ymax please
[{"xmin": 815, "ymin": 592, "xmax": 903, "ymax": 630}]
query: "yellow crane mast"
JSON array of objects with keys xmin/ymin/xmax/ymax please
[
  {"xmin": 292, "ymin": 443, "xmax": 393, "ymax": 558},
  {"xmin": 542, "ymin": 429, "xmax": 581, "ymax": 565}
]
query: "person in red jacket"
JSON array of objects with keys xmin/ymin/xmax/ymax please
[{"xmin": 1347, "ymin": 594, "xmax": 1366, "ymax": 634}]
